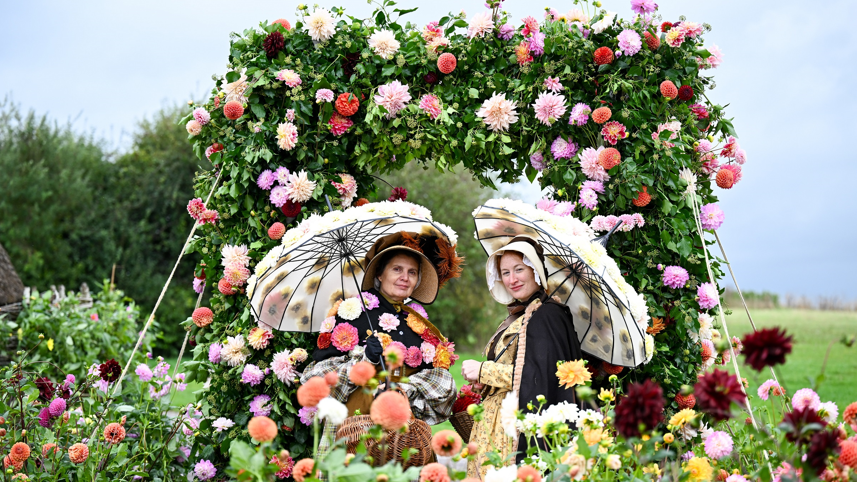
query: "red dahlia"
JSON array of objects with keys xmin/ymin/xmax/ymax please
[
  {"xmin": 218, "ymin": 278, "xmax": 235, "ymax": 295},
  {"xmin": 317, "ymin": 333, "xmax": 332, "ymax": 349},
  {"xmin": 335, "ymin": 93, "xmax": 359, "ymax": 116},
  {"xmin": 263, "ymin": 31, "xmax": 285, "ymax": 58},
  {"xmin": 805, "ymin": 429, "xmax": 841, "ymax": 475},
  {"xmin": 632, "ymin": 186, "xmax": 651, "ymax": 207},
  {"xmin": 741, "ymin": 327, "xmax": 793, "ymax": 371},
  {"xmin": 272, "ymin": 18, "xmax": 292, "ymax": 30},
  {"xmin": 613, "ymin": 379, "xmax": 664, "ymax": 438},
  {"xmin": 268, "ymin": 222, "xmax": 286, "ymax": 240},
  {"xmin": 644, "ymin": 32, "xmax": 660, "ymax": 50},
  {"xmin": 782, "ymin": 406, "xmax": 828, "ymax": 444},
  {"xmin": 675, "ymin": 392, "xmax": 696, "ymax": 409},
  {"xmin": 438, "ymin": 53, "xmax": 457, "ymax": 74},
  {"xmin": 602, "ymin": 362, "xmax": 623, "ymax": 375},
  {"xmin": 593, "ymin": 46, "xmax": 614, "ymax": 65},
  {"xmin": 223, "ymin": 101, "xmax": 244, "ymax": 120},
  {"xmin": 281, "ymin": 200, "xmax": 302, "ymax": 218},
  {"xmin": 678, "ymin": 85, "xmax": 694, "ymax": 101},
  {"xmin": 99, "ymin": 358, "xmax": 122, "ymax": 383},
  {"xmin": 341, "ymin": 52, "xmax": 360, "ymax": 78},
  {"xmin": 35, "ymin": 377, "xmax": 55, "ymax": 401},
  {"xmin": 693, "ymin": 369, "xmax": 746, "ymax": 421},
  {"xmin": 388, "ymin": 187, "xmax": 408, "ymax": 202},
  {"xmin": 660, "ymin": 80, "xmax": 678, "ymax": 99},
  {"xmin": 354, "ymin": 198, "xmax": 369, "ymax": 207},
  {"xmin": 660, "ymin": 22, "xmax": 673, "ymax": 32},
  {"xmin": 424, "ymin": 72, "xmax": 439, "ymax": 84}
]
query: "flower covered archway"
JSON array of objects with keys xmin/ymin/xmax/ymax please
[{"xmin": 179, "ymin": 0, "xmax": 747, "ymax": 465}]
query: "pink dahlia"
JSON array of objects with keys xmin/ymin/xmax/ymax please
[
  {"xmin": 582, "ymin": 180, "xmax": 605, "ymax": 193},
  {"xmin": 331, "ymin": 322, "xmax": 359, "ymax": 352},
  {"xmin": 468, "ymin": 11, "xmax": 495, "ymax": 39},
  {"xmin": 328, "ymin": 112, "xmax": 353, "ymax": 136},
  {"xmin": 521, "ymin": 16, "xmax": 539, "ymax": 36},
  {"xmin": 662, "ymin": 266, "xmax": 689, "ymax": 289},
  {"xmin": 497, "ymin": 23, "xmax": 515, "ymax": 40},
  {"xmin": 569, "ymin": 103, "xmax": 591, "ymax": 126},
  {"xmin": 700, "ymin": 203, "xmax": 725, "ymax": 230},
  {"xmin": 721, "ymin": 136, "xmax": 740, "ymax": 158},
  {"xmin": 315, "ymin": 89, "xmax": 334, "ymax": 103},
  {"xmin": 578, "ymin": 146, "xmax": 610, "ymax": 181},
  {"xmin": 631, "ymin": 213, "xmax": 645, "ymax": 227},
  {"xmin": 269, "ymin": 186, "xmax": 289, "ymax": 208},
  {"xmin": 274, "ymin": 166, "xmax": 290, "ymax": 185},
  {"xmin": 193, "ymin": 107, "xmax": 211, "ymax": 125},
  {"xmin": 536, "ymin": 198, "xmax": 557, "ymax": 213},
  {"xmin": 665, "ymin": 28, "xmax": 685, "ymax": 47},
  {"xmin": 476, "ymin": 92, "xmax": 518, "ymax": 132},
  {"xmin": 405, "ymin": 346, "xmax": 423, "ymax": 368},
  {"xmin": 374, "ymin": 81, "xmax": 411, "ymax": 119},
  {"xmin": 422, "ymin": 21, "xmax": 441, "ymax": 41},
  {"xmin": 532, "ymin": 92, "xmax": 566, "ymax": 125},
  {"xmin": 187, "ymin": 198, "xmax": 205, "ymax": 221},
  {"xmin": 706, "ymin": 45, "xmax": 724, "ymax": 69},
  {"xmin": 250, "ymin": 394, "xmax": 272, "ymax": 417},
  {"xmin": 543, "ymin": 76, "xmax": 564, "ymax": 92},
  {"xmin": 276, "ymin": 122, "xmax": 298, "ymax": 151},
  {"xmin": 241, "ymin": 364, "xmax": 265, "ymax": 386},
  {"xmin": 793, "ymin": 388, "xmax": 821, "ymax": 411},
  {"xmin": 704, "ymin": 431, "xmax": 734, "ymax": 459},
  {"xmin": 272, "ymin": 350, "xmax": 297, "ymax": 383},
  {"xmin": 208, "ymin": 343, "xmax": 222, "ymax": 364},
  {"xmin": 697, "ymin": 282, "xmax": 719, "ymax": 310},
  {"xmin": 407, "ymin": 302, "xmax": 428, "ymax": 319},
  {"xmin": 617, "ymin": 29, "xmax": 642, "ymax": 56},
  {"xmin": 515, "ymin": 41, "xmax": 533, "ymax": 65},
  {"xmin": 601, "ymin": 121, "xmax": 628, "ymax": 145},
  {"xmin": 257, "ymin": 170, "xmax": 276, "ymax": 190},
  {"xmin": 551, "ymin": 136, "xmax": 578, "ymax": 159},
  {"xmin": 689, "ymin": 103, "xmax": 709, "ymax": 120},
  {"xmin": 552, "ymin": 201, "xmax": 575, "ymax": 217},
  {"xmin": 530, "ymin": 151, "xmax": 546, "ymax": 171},
  {"xmin": 286, "ymin": 109, "xmax": 295, "ymax": 122},
  {"xmin": 579, "ymin": 189, "xmax": 598, "ymax": 210},
  {"xmin": 631, "ymin": 0, "xmax": 658, "ymax": 14},
  {"xmin": 419, "ymin": 94, "xmax": 442, "ymax": 120},
  {"xmin": 198, "ymin": 209, "xmax": 219, "ymax": 225},
  {"xmin": 276, "ymin": 69, "xmax": 302, "ymax": 87},
  {"xmin": 618, "ymin": 214, "xmax": 635, "ymax": 232},
  {"xmin": 378, "ymin": 313, "xmax": 399, "ymax": 331},
  {"xmin": 528, "ymin": 32, "xmax": 545, "ymax": 56}
]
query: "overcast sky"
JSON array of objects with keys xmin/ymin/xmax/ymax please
[{"xmin": 3, "ymin": 0, "xmax": 856, "ymax": 300}]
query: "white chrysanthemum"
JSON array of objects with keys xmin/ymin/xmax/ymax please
[
  {"xmin": 687, "ymin": 329, "xmax": 700, "ymax": 343},
  {"xmin": 281, "ymin": 228, "xmax": 305, "ymax": 248},
  {"xmin": 629, "ymin": 292, "xmax": 649, "ymax": 327},
  {"xmin": 306, "ymin": 8, "xmax": 336, "ymax": 42},
  {"xmin": 246, "ymin": 275, "xmax": 257, "ymax": 298},
  {"xmin": 476, "ymin": 92, "xmax": 519, "ymax": 132},
  {"xmin": 543, "ymin": 401, "xmax": 580, "ymax": 425},
  {"xmin": 679, "ymin": 167, "xmax": 697, "ymax": 198},
  {"xmin": 819, "ymin": 401, "xmax": 839, "ymax": 423},
  {"xmin": 591, "ymin": 11, "xmax": 617, "ymax": 34},
  {"xmin": 271, "ymin": 349, "xmax": 297, "ymax": 384},
  {"xmin": 368, "ymin": 29, "xmax": 400, "ymax": 59},
  {"xmin": 499, "ymin": 391, "xmax": 519, "ymax": 438},
  {"xmin": 221, "ymin": 335, "xmax": 249, "ymax": 367},
  {"xmin": 220, "ymin": 69, "xmax": 248, "ymax": 103},
  {"xmin": 212, "ymin": 417, "xmax": 235, "ymax": 432},
  {"xmin": 644, "ymin": 334, "xmax": 654, "ymax": 363},
  {"xmin": 578, "ymin": 409, "xmax": 604, "ymax": 428},
  {"xmin": 485, "ymin": 465, "xmax": 518, "ymax": 482},
  {"xmin": 337, "ymin": 297, "xmax": 362, "ymax": 320},
  {"xmin": 276, "ymin": 122, "xmax": 298, "ymax": 151},
  {"xmin": 317, "ymin": 397, "xmax": 349, "ymax": 425},
  {"xmin": 284, "ymin": 170, "xmax": 317, "ymax": 203},
  {"xmin": 468, "ymin": 11, "xmax": 495, "ymax": 38}
]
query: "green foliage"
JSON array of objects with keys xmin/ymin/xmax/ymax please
[
  {"xmin": 0, "ymin": 339, "xmax": 198, "ymax": 481},
  {"xmin": 183, "ymin": 2, "xmax": 740, "ymax": 467},
  {"xmin": 0, "ymin": 281, "xmax": 155, "ymax": 380},
  {"xmin": 0, "ymin": 101, "xmax": 207, "ymax": 352}
]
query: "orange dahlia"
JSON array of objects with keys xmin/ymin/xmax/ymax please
[
  {"xmin": 248, "ymin": 416, "xmax": 278, "ymax": 443},
  {"xmin": 715, "ymin": 169, "xmax": 734, "ymax": 189},
  {"xmin": 556, "ymin": 360, "xmax": 591, "ymax": 388},
  {"xmin": 370, "ymin": 391, "xmax": 411, "ymax": 431},
  {"xmin": 68, "ymin": 443, "xmax": 89, "ymax": 464},
  {"xmin": 223, "ymin": 100, "xmax": 244, "ymax": 120},
  {"xmin": 348, "ymin": 361, "xmax": 376, "ymax": 386},
  {"xmin": 593, "ymin": 46, "xmax": 614, "ymax": 65},
  {"xmin": 660, "ymin": 80, "xmax": 678, "ymax": 99},
  {"xmin": 104, "ymin": 422, "xmax": 126, "ymax": 444},
  {"xmin": 430, "ymin": 429, "xmax": 462, "ymax": 457},
  {"xmin": 10, "ymin": 442, "xmax": 30, "ymax": 462},
  {"xmin": 632, "ymin": 186, "xmax": 651, "ymax": 207},
  {"xmin": 591, "ymin": 106, "xmax": 612, "ymax": 124},
  {"xmin": 437, "ymin": 53, "xmax": 457, "ymax": 74},
  {"xmin": 297, "ymin": 376, "xmax": 330, "ymax": 407}
]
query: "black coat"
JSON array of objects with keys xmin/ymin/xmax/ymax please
[
  {"xmin": 510, "ymin": 291, "xmax": 582, "ymax": 462},
  {"xmin": 311, "ymin": 288, "xmax": 436, "ymax": 372}
]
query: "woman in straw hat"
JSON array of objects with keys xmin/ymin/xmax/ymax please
[
  {"xmin": 300, "ymin": 232, "xmax": 462, "ymax": 459},
  {"xmin": 462, "ymin": 236, "xmax": 583, "ymax": 479}
]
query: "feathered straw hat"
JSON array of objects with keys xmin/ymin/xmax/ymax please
[
  {"xmin": 485, "ymin": 236, "xmax": 549, "ymax": 304},
  {"xmin": 362, "ymin": 232, "xmax": 464, "ymax": 304}
]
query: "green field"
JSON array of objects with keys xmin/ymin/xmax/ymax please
[{"xmin": 722, "ymin": 308, "xmax": 857, "ymax": 409}]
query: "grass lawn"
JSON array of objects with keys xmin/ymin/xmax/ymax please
[{"xmin": 722, "ymin": 308, "xmax": 857, "ymax": 409}]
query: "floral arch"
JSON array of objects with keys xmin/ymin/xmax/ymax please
[{"xmin": 180, "ymin": 0, "xmax": 744, "ymax": 464}]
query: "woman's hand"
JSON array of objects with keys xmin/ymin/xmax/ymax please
[{"xmin": 461, "ymin": 360, "xmax": 482, "ymax": 383}]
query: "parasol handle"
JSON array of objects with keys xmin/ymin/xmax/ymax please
[
  {"xmin": 345, "ymin": 257, "xmax": 391, "ymax": 383},
  {"xmin": 593, "ymin": 218, "xmax": 624, "ymax": 247},
  {"xmin": 324, "ymin": 194, "xmax": 334, "ymax": 212}
]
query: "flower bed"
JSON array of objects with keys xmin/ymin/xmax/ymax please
[{"xmin": 179, "ymin": 0, "xmax": 750, "ymax": 468}]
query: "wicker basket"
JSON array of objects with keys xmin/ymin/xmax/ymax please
[
  {"xmin": 335, "ymin": 415, "xmax": 436, "ymax": 469},
  {"xmin": 449, "ymin": 411, "xmax": 474, "ymax": 443}
]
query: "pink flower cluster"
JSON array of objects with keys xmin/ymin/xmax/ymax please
[
  {"xmin": 578, "ymin": 146, "xmax": 609, "ymax": 181},
  {"xmin": 275, "ymin": 69, "xmax": 302, "ymax": 87},
  {"xmin": 662, "ymin": 265, "xmax": 689, "ymax": 289},
  {"xmin": 419, "ymin": 94, "xmax": 442, "ymax": 120},
  {"xmin": 590, "ymin": 213, "xmax": 645, "ymax": 232},
  {"xmin": 186, "ymin": 198, "xmax": 219, "ymax": 225},
  {"xmin": 665, "ymin": 21, "xmax": 703, "ymax": 48},
  {"xmin": 536, "ymin": 198, "xmax": 576, "ymax": 217},
  {"xmin": 699, "ymin": 203, "xmax": 725, "ymax": 230},
  {"xmin": 601, "ymin": 121, "xmax": 628, "ymax": 145},
  {"xmin": 652, "ymin": 121, "xmax": 681, "ymax": 148},
  {"xmin": 374, "ymin": 81, "xmax": 411, "ymax": 118},
  {"xmin": 532, "ymin": 92, "xmax": 566, "ymax": 125},
  {"xmin": 331, "ymin": 173, "xmax": 358, "ymax": 207},
  {"xmin": 697, "ymin": 282, "xmax": 719, "ymax": 310},
  {"xmin": 222, "ymin": 244, "xmax": 251, "ymax": 286}
]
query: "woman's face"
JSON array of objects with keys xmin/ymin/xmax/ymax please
[
  {"xmin": 499, "ymin": 252, "xmax": 539, "ymax": 301},
  {"xmin": 377, "ymin": 253, "xmax": 420, "ymax": 302}
]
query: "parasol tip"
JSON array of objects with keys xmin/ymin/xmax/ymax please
[{"xmin": 593, "ymin": 219, "xmax": 623, "ymax": 247}]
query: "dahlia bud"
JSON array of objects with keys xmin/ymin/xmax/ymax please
[
  {"xmin": 20, "ymin": 429, "xmax": 26, "ymax": 436},
  {"xmin": 575, "ymin": 386, "xmax": 595, "ymax": 401},
  {"xmin": 608, "ymin": 375, "xmax": 618, "ymax": 383},
  {"xmin": 0, "ymin": 429, "xmax": 5, "ymax": 437},
  {"xmin": 38, "ymin": 334, "xmax": 44, "ymax": 339},
  {"xmin": 187, "ymin": 100, "xmax": 193, "ymax": 105}
]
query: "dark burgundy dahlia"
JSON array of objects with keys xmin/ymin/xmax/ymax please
[
  {"xmin": 613, "ymin": 379, "xmax": 665, "ymax": 438},
  {"xmin": 388, "ymin": 187, "xmax": 408, "ymax": 202},
  {"xmin": 781, "ymin": 406, "xmax": 827, "ymax": 445},
  {"xmin": 100, "ymin": 358, "xmax": 122, "ymax": 383},
  {"xmin": 805, "ymin": 429, "xmax": 841, "ymax": 475},
  {"xmin": 678, "ymin": 85, "xmax": 694, "ymax": 101},
  {"xmin": 693, "ymin": 369, "xmax": 746, "ymax": 422},
  {"xmin": 35, "ymin": 377, "xmax": 55, "ymax": 401},
  {"xmin": 263, "ymin": 31, "xmax": 285, "ymax": 58},
  {"xmin": 741, "ymin": 327, "xmax": 793, "ymax": 371}
]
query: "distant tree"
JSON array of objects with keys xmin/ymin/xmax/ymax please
[
  {"xmin": 372, "ymin": 164, "xmax": 506, "ymax": 349},
  {"xmin": 0, "ymin": 101, "xmax": 207, "ymax": 352}
]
